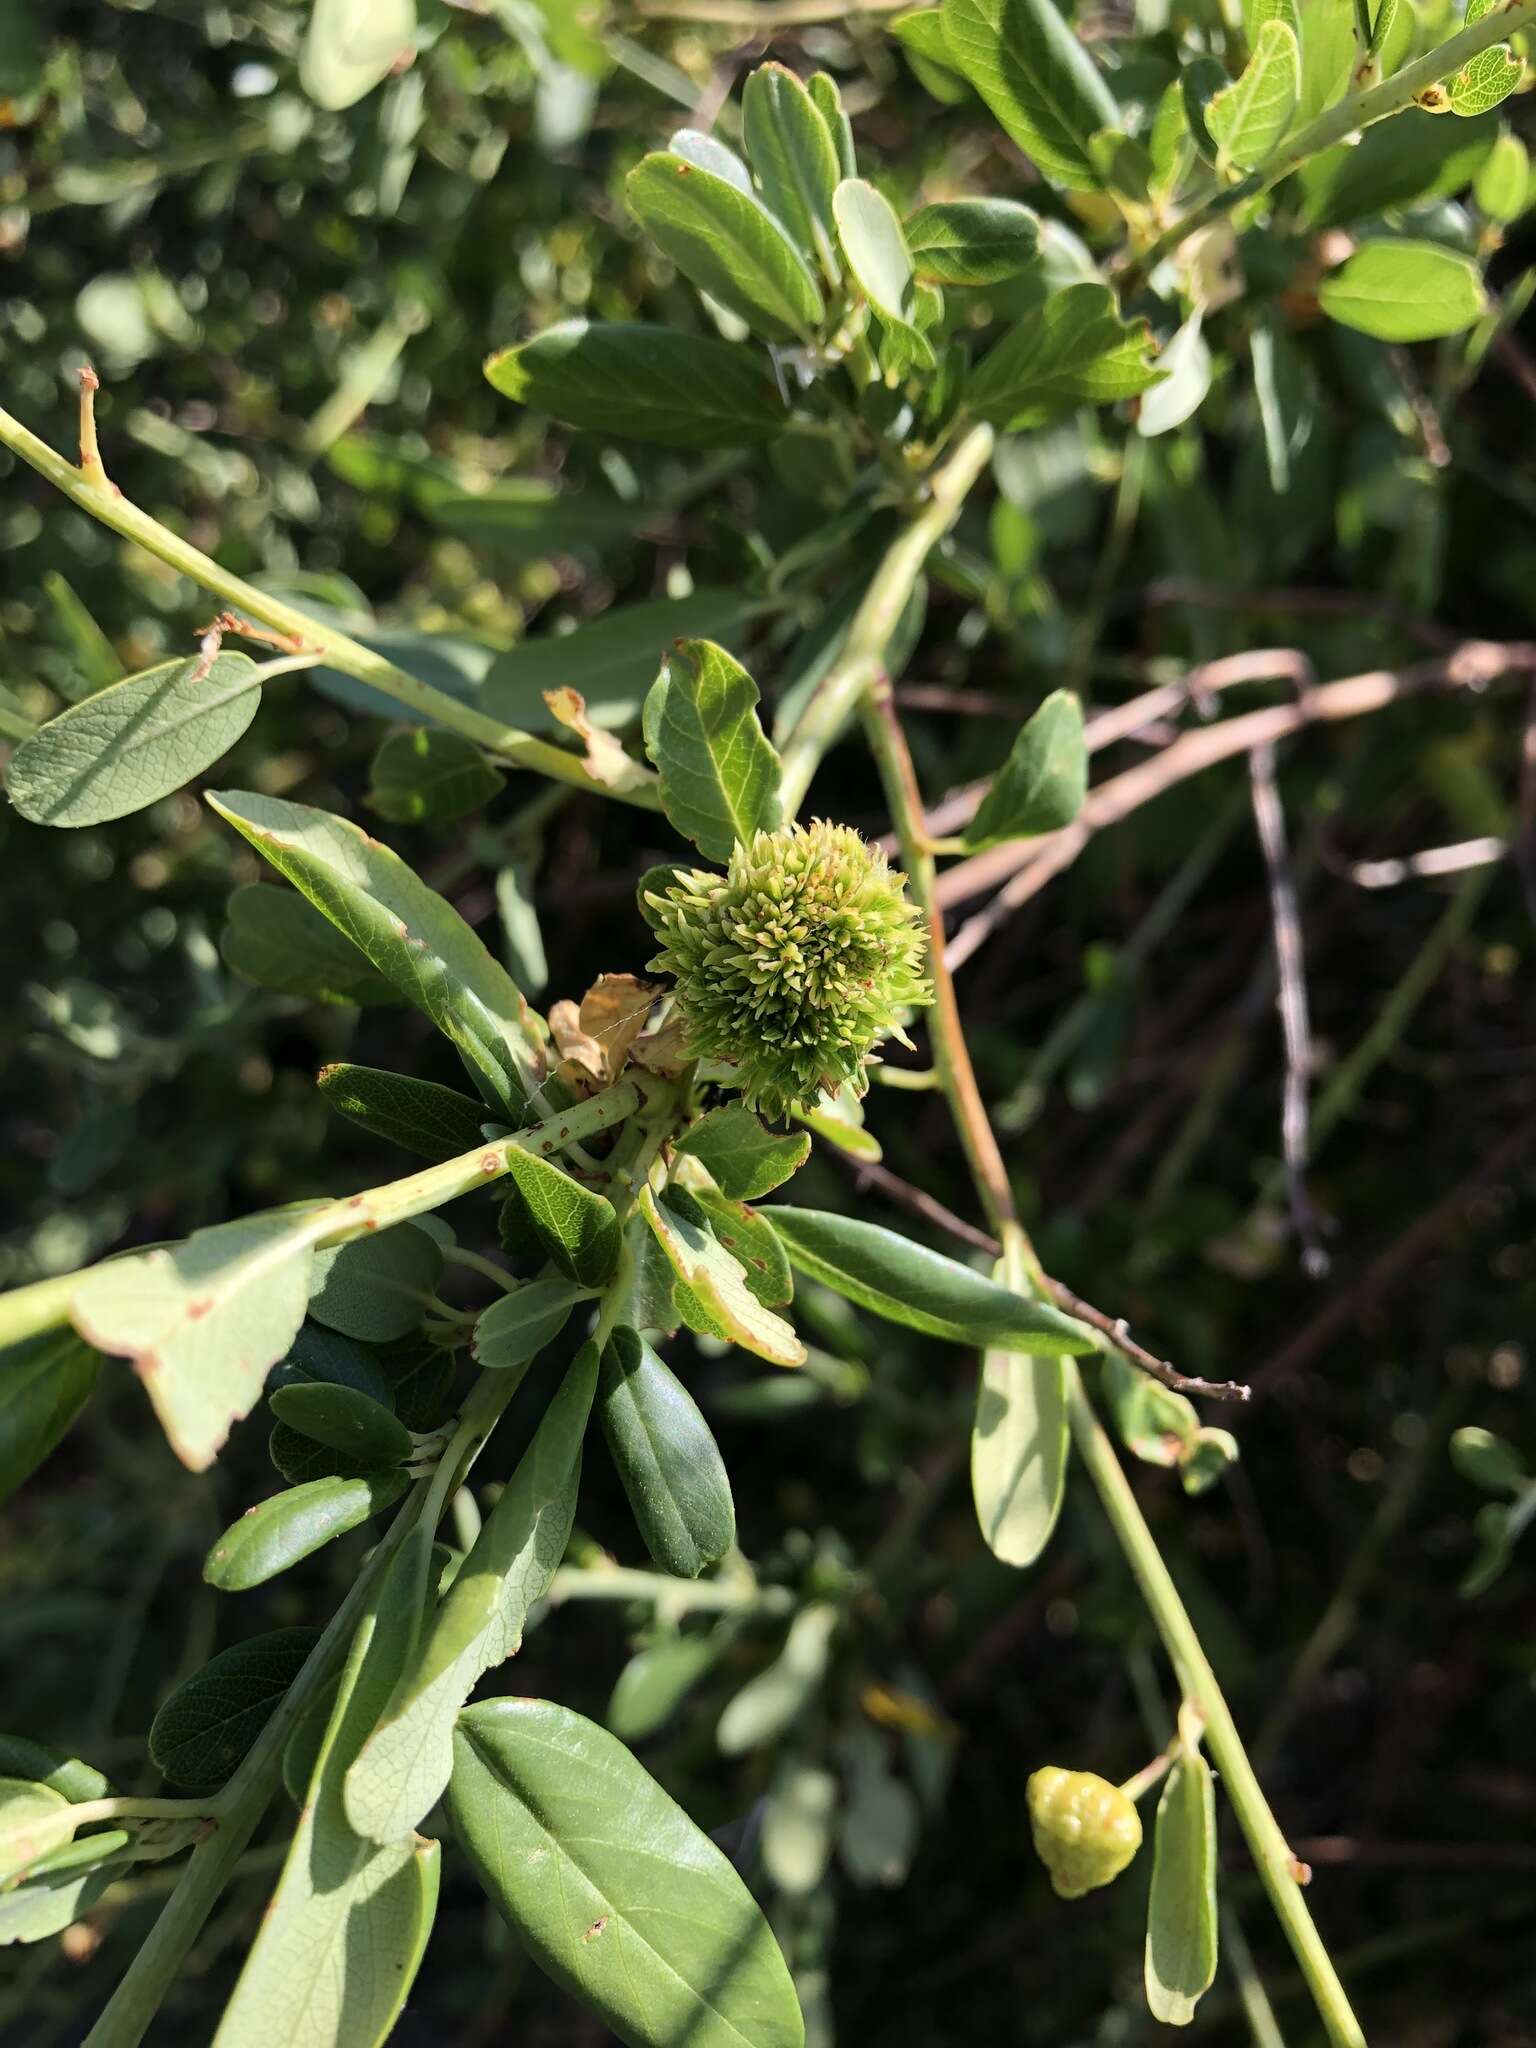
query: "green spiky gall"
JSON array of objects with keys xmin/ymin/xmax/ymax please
[{"xmin": 641, "ymin": 820, "xmax": 931, "ymax": 1122}]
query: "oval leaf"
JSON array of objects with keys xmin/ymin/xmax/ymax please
[
  {"xmin": 1205, "ymin": 21, "xmax": 1300, "ymax": 172},
  {"xmin": 972, "ymin": 1342, "xmax": 1069, "ymax": 1567},
  {"xmin": 717, "ymin": 1601, "xmax": 838, "ymax": 1755},
  {"xmin": 969, "ymin": 283, "xmax": 1161, "ymax": 428},
  {"xmin": 213, "ymin": 1528, "xmax": 440, "ymax": 2048},
  {"xmin": 765, "ymin": 1207, "xmax": 1093, "ymax": 1352},
  {"xmin": 1317, "ymin": 239, "xmax": 1487, "ymax": 342},
  {"xmin": 317, "ymin": 1064, "xmax": 489, "ymax": 1161},
  {"xmin": 742, "ymin": 63, "xmax": 841, "ymax": 272},
  {"xmin": 300, "ymin": 0, "xmax": 416, "ymax": 111},
  {"xmin": 447, "ymin": 1697, "xmax": 805, "ymax": 2048},
  {"xmin": 473, "ymin": 1276, "xmax": 588, "ymax": 1370},
  {"xmin": 343, "ymin": 1347, "xmax": 597, "ymax": 1844},
  {"xmin": 308, "ymin": 1223, "xmax": 443, "ymax": 1343},
  {"xmin": 599, "ymin": 1327, "xmax": 736, "ymax": 1578},
  {"xmin": 963, "ymin": 689, "xmax": 1087, "ymax": 849},
  {"xmin": 486, "ymin": 321, "xmax": 788, "ymax": 450},
  {"xmin": 640, "ymin": 1187, "xmax": 805, "ymax": 1367},
  {"xmin": 1145, "ymin": 1749, "xmax": 1219, "ymax": 2024},
  {"xmin": 268, "ymin": 1383, "xmax": 415, "ymax": 1468},
  {"xmin": 642, "ymin": 638, "xmax": 782, "ymax": 863},
  {"xmin": 500, "ymin": 1147, "xmax": 620, "ymax": 1287},
  {"xmin": 0, "ymin": 1328, "xmax": 100, "ymax": 1507},
  {"xmin": 222, "ymin": 884, "xmax": 403, "ymax": 1007},
  {"xmin": 626, "ymin": 152, "xmax": 824, "ymax": 343},
  {"xmin": 904, "ymin": 197, "xmax": 1040, "ymax": 284},
  {"xmin": 940, "ymin": 0, "xmax": 1119, "ymax": 192},
  {"xmin": 675, "ymin": 1106, "xmax": 810, "ymax": 1201},
  {"xmin": 368, "ymin": 727, "xmax": 503, "ymax": 825},
  {"xmin": 7, "ymin": 653, "xmax": 258, "ymax": 828},
  {"xmin": 71, "ymin": 1210, "xmax": 318, "ymax": 1472},
  {"xmin": 208, "ymin": 790, "xmax": 547, "ymax": 1115},
  {"xmin": 149, "ymin": 1628, "xmax": 322, "ymax": 1792},
  {"xmin": 204, "ymin": 1473, "xmax": 409, "ymax": 1592}
]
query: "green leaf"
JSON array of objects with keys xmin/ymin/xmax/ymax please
[
  {"xmin": 1303, "ymin": 112, "xmax": 1497, "ymax": 228},
  {"xmin": 1450, "ymin": 1425, "xmax": 1526, "ymax": 1494},
  {"xmin": 742, "ymin": 63, "xmax": 842, "ymax": 274},
  {"xmin": 308, "ymin": 1223, "xmax": 444, "ymax": 1343},
  {"xmin": 642, "ymin": 637, "xmax": 782, "ymax": 863},
  {"xmin": 0, "ymin": 1739, "xmax": 107, "ymax": 1806},
  {"xmin": 0, "ymin": 1328, "xmax": 100, "ymax": 1506},
  {"xmin": 1145, "ymin": 1750, "xmax": 1219, "ymax": 2025},
  {"xmin": 607, "ymin": 1636, "xmax": 723, "ymax": 1741},
  {"xmin": 222, "ymin": 885, "xmax": 403, "ymax": 1008},
  {"xmin": 969, "ymin": 283, "xmax": 1162, "ymax": 428},
  {"xmin": 368, "ymin": 727, "xmax": 503, "ymax": 825},
  {"xmin": 807, "ymin": 72, "xmax": 857, "ymax": 176},
  {"xmin": 939, "ymin": 0, "xmax": 1119, "ymax": 192},
  {"xmin": 1317, "ymin": 239, "xmax": 1487, "ymax": 342},
  {"xmin": 299, "ymin": 0, "xmax": 416, "ymax": 111},
  {"xmin": 1205, "ymin": 21, "xmax": 1300, "ymax": 172},
  {"xmin": 317, "ymin": 1064, "xmax": 489, "ymax": 1161},
  {"xmin": 0, "ymin": 1858, "xmax": 119, "ymax": 1947},
  {"xmin": 496, "ymin": 858, "xmax": 548, "ymax": 995},
  {"xmin": 1294, "ymin": 0, "xmax": 1355, "ymax": 126},
  {"xmin": 890, "ymin": 10, "xmax": 972, "ymax": 102},
  {"xmin": 5, "ymin": 653, "xmax": 258, "ymax": 828},
  {"xmin": 832, "ymin": 178, "xmax": 935, "ymax": 370},
  {"xmin": 473, "ymin": 1277, "xmax": 588, "ymax": 1370},
  {"xmin": 447, "ymin": 1697, "xmax": 805, "ymax": 2048},
  {"xmin": 204, "ymin": 1473, "xmax": 409, "ymax": 1591},
  {"xmin": 675, "ymin": 1106, "xmax": 810, "ymax": 1200},
  {"xmin": 0, "ymin": 1780, "xmax": 79, "ymax": 1886},
  {"xmin": 482, "ymin": 590, "xmax": 760, "ymax": 735},
  {"xmin": 837, "ymin": 1724, "xmax": 920, "ymax": 1887},
  {"xmin": 904, "ymin": 198, "xmax": 1040, "ymax": 284},
  {"xmin": 1447, "ymin": 43, "xmax": 1521, "ymax": 116},
  {"xmin": 71, "ymin": 1210, "xmax": 319, "ymax": 1471},
  {"xmin": 213, "ymin": 1529, "xmax": 440, "ymax": 2048},
  {"xmin": 640, "ymin": 1187, "xmax": 805, "ymax": 1367},
  {"xmin": 717, "ymin": 1602, "xmax": 838, "ymax": 1754},
  {"xmin": 485, "ymin": 322, "xmax": 788, "ymax": 449},
  {"xmin": 963, "ymin": 688, "xmax": 1086, "ymax": 848},
  {"xmin": 626, "ymin": 152, "xmax": 824, "ymax": 343},
  {"xmin": 670, "ymin": 128, "xmax": 756, "ymax": 193},
  {"xmin": 208, "ymin": 790, "xmax": 547, "ymax": 1115},
  {"xmin": 684, "ymin": 1185, "xmax": 794, "ymax": 1307},
  {"xmin": 149, "ymin": 1628, "xmax": 321, "ymax": 1792},
  {"xmin": 1474, "ymin": 130, "xmax": 1529, "ymax": 222},
  {"xmin": 269, "ymin": 1383, "xmax": 415, "ymax": 1468},
  {"xmin": 500, "ymin": 1148, "xmax": 620, "ymax": 1287},
  {"xmin": 972, "ymin": 1336, "xmax": 1068, "ymax": 1567},
  {"xmin": 277, "ymin": 1322, "xmax": 398, "ymax": 1407},
  {"xmin": 765, "ymin": 1208, "xmax": 1094, "ymax": 1353},
  {"xmin": 343, "ymin": 1347, "xmax": 597, "ymax": 1844},
  {"xmin": 762, "ymin": 1760, "xmax": 839, "ymax": 1894},
  {"xmin": 598, "ymin": 1327, "xmax": 736, "ymax": 1578}
]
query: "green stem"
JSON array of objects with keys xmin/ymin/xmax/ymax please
[
  {"xmin": 1126, "ymin": 0, "xmax": 1536, "ymax": 279},
  {"xmin": 776, "ymin": 422, "xmax": 995, "ymax": 817},
  {"xmin": 0, "ymin": 396, "xmax": 660, "ymax": 810},
  {"xmin": 858, "ymin": 679, "xmax": 1365, "ymax": 2045},
  {"xmin": 1065, "ymin": 1368, "xmax": 1365, "ymax": 2047},
  {"xmin": 0, "ymin": 1080, "xmax": 640, "ymax": 1349},
  {"xmin": 82, "ymin": 1491, "xmax": 428, "ymax": 2048}
]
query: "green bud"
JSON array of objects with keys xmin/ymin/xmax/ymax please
[
  {"xmin": 642, "ymin": 820, "xmax": 930, "ymax": 1122},
  {"xmin": 1027, "ymin": 1765, "xmax": 1143, "ymax": 1899}
]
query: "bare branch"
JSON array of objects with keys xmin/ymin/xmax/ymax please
[
  {"xmin": 1250, "ymin": 741, "xmax": 1329, "ymax": 1276},
  {"xmin": 938, "ymin": 641, "xmax": 1536, "ymax": 970}
]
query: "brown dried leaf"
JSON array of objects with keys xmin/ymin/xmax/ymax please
[
  {"xmin": 579, "ymin": 974, "xmax": 664, "ymax": 1079},
  {"xmin": 543, "ymin": 688, "xmax": 652, "ymax": 795}
]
